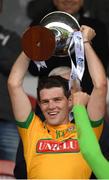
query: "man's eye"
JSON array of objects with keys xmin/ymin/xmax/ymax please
[
  {"xmin": 41, "ymin": 101, "xmax": 48, "ymax": 105},
  {"xmin": 55, "ymin": 98, "xmax": 62, "ymax": 102}
]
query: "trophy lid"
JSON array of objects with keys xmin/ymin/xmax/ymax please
[{"xmin": 21, "ymin": 25, "xmax": 55, "ymax": 61}]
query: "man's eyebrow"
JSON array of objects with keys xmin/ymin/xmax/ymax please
[
  {"xmin": 41, "ymin": 96, "xmax": 63, "ymax": 101},
  {"xmin": 54, "ymin": 97, "xmax": 63, "ymax": 99},
  {"xmin": 40, "ymin": 99, "xmax": 49, "ymax": 102}
]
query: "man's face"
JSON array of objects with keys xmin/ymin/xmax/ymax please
[
  {"xmin": 39, "ymin": 87, "xmax": 72, "ymax": 126},
  {"xmin": 53, "ymin": 0, "xmax": 83, "ymax": 15}
]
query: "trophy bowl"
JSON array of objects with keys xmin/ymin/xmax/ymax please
[{"xmin": 40, "ymin": 11, "xmax": 80, "ymax": 57}]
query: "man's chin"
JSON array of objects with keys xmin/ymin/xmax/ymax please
[{"xmin": 47, "ymin": 119, "xmax": 60, "ymax": 126}]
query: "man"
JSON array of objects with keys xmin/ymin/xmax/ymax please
[
  {"xmin": 14, "ymin": 65, "xmax": 80, "ymax": 179},
  {"xmin": 8, "ymin": 25, "xmax": 107, "ymax": 178},
  {"xmin": 0, "ymin": 0, "xmax": 21, "ymax": 163}
]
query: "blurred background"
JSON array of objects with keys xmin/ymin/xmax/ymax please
[
  {"xmin": 0, "ymin": 0, "xmax": 31, "ymax": 34},
  {"xmin": 0, "ymin": 0, "xmax": 109, "ymax": 38}
]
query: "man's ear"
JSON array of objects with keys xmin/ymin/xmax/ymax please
[{"xmin": 37, "ymin": 100, "xmax": 41, "ymax": 107}]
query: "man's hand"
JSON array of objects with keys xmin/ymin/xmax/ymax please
[
  {"xmin": 80, "ymin": 25, "xmax": 96, "ymax": 43},
  {"xmin": 72, "ymin": 91, "xmax": 90, "ymax": 107}
]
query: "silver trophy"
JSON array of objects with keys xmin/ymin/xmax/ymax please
[{"xmin": 40, "ymin": 11, "xmax": 80, "ymax": 57}]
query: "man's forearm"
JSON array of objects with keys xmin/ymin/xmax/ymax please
[
  {"xmin": 84, "ymin": 42, "xmax": 106, "ymax": 87},
  {"xmin": 8, "ymin": 51, "xmax": 32, "ymax": 122},
  {"xmin": 8, "ymin": 51, "xmax": 30, "ymax": 87}
]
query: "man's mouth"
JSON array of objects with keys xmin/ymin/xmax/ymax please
[{"xmin": 48, "ymin": 111, "xmax": 59, "ymax": 118}]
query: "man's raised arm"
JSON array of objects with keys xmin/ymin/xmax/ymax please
[
  {"xmin": 8, "ymin": 52, "xmax": 32, "ymax": 122},
  {"xmin": 81, "ymin": 25, "xmax": 107, "ymax": 121}
]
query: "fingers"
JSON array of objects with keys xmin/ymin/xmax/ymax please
[
  {"xmin": 80, "ymin": 25, "xmax": 96, "ymax": 42},
  {"xmin": 72, "ymin": 91, "xmax": 90, "ymax": 106},
  {"xmin": 80, "ymin": 25, "xmax": 96, "ymax": 34}
]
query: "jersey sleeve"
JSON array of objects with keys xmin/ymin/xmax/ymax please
[{"xmin": 15, "ymin": 112, "xmax": 42, "ymax": 152}]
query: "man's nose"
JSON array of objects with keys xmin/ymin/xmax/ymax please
[{"xmin": 48, "ymin": 100, "xmax": 56, "ymax": 109}]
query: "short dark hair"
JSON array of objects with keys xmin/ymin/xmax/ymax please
[{"xmin": 37, "ymin": 75, "xmax": 70, "ymax": 101}]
